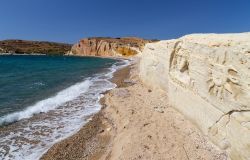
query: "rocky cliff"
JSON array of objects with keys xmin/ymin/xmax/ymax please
[
  {"xmin": 139, "ymin": 32, "xmax": 250, "ymax": 160},
  {"xmin": 70, "ymin": 37, "xmax": 152, "ymax": 57},
  {"xmin": 0, "ymin": 40, "xmax": 72, "ymax": 55}
]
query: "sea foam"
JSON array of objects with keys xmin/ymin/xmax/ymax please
[
  {"xmin": 0, "ymin": 59, "xmax": 130, "ymax": 160},
  {"xmin": 0, "ymin": 80, "xmax": 92, "ymax": 125}
]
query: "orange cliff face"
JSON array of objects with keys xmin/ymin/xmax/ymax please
[{"xmin": 69, "ymin": 37, "xmax": 153, "ymax": 57}]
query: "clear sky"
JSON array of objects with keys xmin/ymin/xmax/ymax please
[{"xmin": 0, "ymin": 0, "xmax": 249, "ymax": 43}]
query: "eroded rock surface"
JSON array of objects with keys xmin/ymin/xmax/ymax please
[
  {"xmin": 70, "ymin": 37, "xmax": 152, "ymax": 57},
  {"xmin": 140, "ymin": 32, "xmax": 250, "ymax": 160}
]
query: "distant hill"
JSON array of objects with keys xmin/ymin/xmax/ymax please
[{"xmin": 0, "ymin": 40, "xmax": 72, "ymax": 55}]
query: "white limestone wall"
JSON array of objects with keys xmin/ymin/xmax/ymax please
[{"xmin": 139, "ymin": 33, "xmax": 250, "ymax": 160}]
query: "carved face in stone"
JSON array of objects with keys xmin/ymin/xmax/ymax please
[
  {"xmin": 207, "ymin": 64, "xmax": 240, "ymax": 100},
  {"xmin": 169, "ymin": 41, "xmax": 193, "ymax": 87},
  {"xmin": 170, "ymin": 44, "xmax": 192, "ymax": 87},
  {"xmin": 176, "ymin": 54, "xmax": 189, "ymax": 73},
  {"xmin": 171, "ymin": 45, "xmax": 189, "ymax": 73}
]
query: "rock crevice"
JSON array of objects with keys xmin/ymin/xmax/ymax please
[{"xmin": 139, "ymin": 32, "xmax": 250, "ymax": 160}]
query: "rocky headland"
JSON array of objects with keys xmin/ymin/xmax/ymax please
[
  {"xmin": 69, "ymin": 37, "xmax": 153, "ymax": 57},
  {"xmin": 0, "ymin": 37, "xmax": 152, "ymax": 57}
]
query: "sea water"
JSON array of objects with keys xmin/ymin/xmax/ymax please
[{"xmin": 0, "ymin": 55, "xmax": 129, "ymax": 160}]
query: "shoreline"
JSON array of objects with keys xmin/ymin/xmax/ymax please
[
  {"xmin": 0, "ymin": 57, "xmax": 129, "ymax": 159},
  {"xmin": 0, "ymin": 53, "xmax": 131, "ymax": 61},
  {"xmin": 41, "ymin": 60, "xmax": 227, "ymax": 159},
  {"xmin": 41, "ymin": 65, "xmax": 131, "ymax": 160}
]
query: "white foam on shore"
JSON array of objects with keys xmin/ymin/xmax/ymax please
[
  {"xmin": 0, "ymin": 80, "xmax": 92, "ymax": 126},
  {"xmin": 0, "ymin": 59, "xmax": 130, "ymax": 160}
]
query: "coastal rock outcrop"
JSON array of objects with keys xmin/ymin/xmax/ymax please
[
  {"xmin": 70, "ymin": 37, "xmax": 152, "ymax": 57},
  {"xmin": 0, "ymin": 40, "xmax": 72, "ymax": 55},
  {"xmin": 139, "ymin": 32, "xmax": 250, "ymax": 160}
]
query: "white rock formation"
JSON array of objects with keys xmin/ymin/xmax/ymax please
[{"xmin": 140, "ymin": 32, "xmax": 250, "ymax": 160}]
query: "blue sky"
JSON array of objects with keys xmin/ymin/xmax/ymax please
[{"xmin": 0, "ymin": 0, "xmax": 249, "ymax": 43}]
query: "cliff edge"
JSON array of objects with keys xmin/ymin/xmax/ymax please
[
  {"xmin": 140, "ymin": 32, "xmax": 250, "ymax": 160},
  {"xmin": 69, "ymin": 37, "xmax": 152, "ymax": 57}
]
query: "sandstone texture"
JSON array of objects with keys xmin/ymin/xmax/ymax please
[
  {"xmin": 139, "ymin": 32, "xmax": 250, "ymax": 160},
  {"xmin": 70, "ymin": 37, "xmax": 152, "ymax": 57}
]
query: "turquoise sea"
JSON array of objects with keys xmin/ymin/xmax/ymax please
[{"xmin": 0, "ymin": 55, "xmax": 129, "ymax": 160}]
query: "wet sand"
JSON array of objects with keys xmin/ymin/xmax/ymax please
[
  {"xmin": 42, "ymin": 61, "xmax": 228, "ymax": 160},
  {"xmin": 41, "ymin": 66, "xmax": 131, "ymax": 160}
]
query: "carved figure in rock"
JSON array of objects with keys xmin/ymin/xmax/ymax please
[
  {"xmin": 170, "ymin": 41, "xmax": 192, "ymax": 87},
  {"xmin": 207, "ymin": 52, "xmax": 241, "ymax": 100}
]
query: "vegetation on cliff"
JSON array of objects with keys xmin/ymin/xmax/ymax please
[{"xmin": 0, "ymin": 40, "xmax": 72, "ymax": 55}]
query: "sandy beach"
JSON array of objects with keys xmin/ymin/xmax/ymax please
[{"xmin": 41, "ymin": 60, "xmax": 228, "ymax": 160}]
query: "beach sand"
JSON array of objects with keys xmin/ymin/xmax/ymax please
[{"xmin": 41, "ymin": 60, "xmax": 228, "ymax": 160}]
